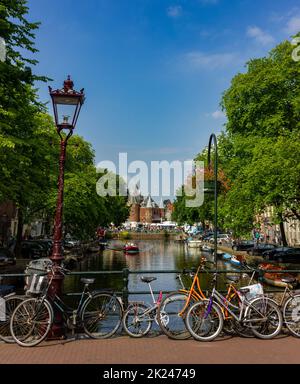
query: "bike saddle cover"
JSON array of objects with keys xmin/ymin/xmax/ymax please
[{"xmin": 80, "ymin": 278, "xmax": 95, "ymax": 285}]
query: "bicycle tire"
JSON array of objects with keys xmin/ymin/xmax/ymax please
[
  {"xmin": 81, "ymin": 293, "xmax": 123, "ymax": 339},
  {"xmin": 0, "ymin": 295, "xmax": 24, "ymax": 343},
  {"xmin": 122, "ymin": 303, "xmax": 152, "ymax": 338},
  {"xmin": 157, "ymin": 292, "xmax": 193, "ymax": 340},
  {"xmin": 245, "ymin": 297, "xmax": 283, "ymax": 339},
  {"xmin": 10, "ymin": 297, "xmax": 53, "ymax": 347},
  {"xmin": 283, "ymin": 294, "xmax": 300, "ymax": 338},
  {"xmin": 185, "ymin": 299, "xmax": 224, "ymax": 342}
]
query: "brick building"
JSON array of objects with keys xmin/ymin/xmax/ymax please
[{"xmin": 128, "ymin": 189, "xmax": 173, "ymax": 224}]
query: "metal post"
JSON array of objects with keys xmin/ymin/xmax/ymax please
[
  {"xmin": 122, "ymin": 268, "xmax": 129, "ymax": 308},
  {"xmin": 208, "ymin": 134, "xmax": 218, "ymax": 285},
  {"xmin": 48, "ymin": 135, "xmax": 72, "ymax": 338}
]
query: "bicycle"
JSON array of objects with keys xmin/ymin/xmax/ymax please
[
  {"xmin": 122, "ymin": 276, "xmax": 168, "ymax": 337},
  {"xmin": 0, "ymin": 291, "xmax": 24, "ymax": 343},
  {"xmin": 10, "ymin": 265, "xmax": 123, "ymax": 347},
  {"xmin": 260, "ymin": 273, "xmax": 300, "ymax": 337},
  {"xmin": 157, "ymin": 261, "xmax": 256, "ymax": 339},
  {"xmin": 185, "ymin": 272, "xmax": 283, "ymax": 341}
]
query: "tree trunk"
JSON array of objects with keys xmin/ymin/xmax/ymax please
[
  {"xmin": 15, "ymin": 208, "xmax": 23, "ymax": 258},
  {"xmin": 279, "ymin": 221, "xmax": 288, "ymax": 246}
]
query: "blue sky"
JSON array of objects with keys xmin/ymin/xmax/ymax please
[{"xmin": 27, "ymin": 0, "xmax": 300, "ymax": 199}]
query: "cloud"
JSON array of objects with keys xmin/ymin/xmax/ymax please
[
  {"xmin": 182, "ymin": 51, "xmax": 238, "ymax": 70},
  {"xmin": 247, "ymin": 26, "xmax": 275, "ymax": 45},
  {"xmin": 167, "ymin": 5, "xmax": 183, "ymax": 18},
  {"xmin": 211, "ymin": 110, "xmax": 226, "ymax": 119},
  {"xmin": 285, "ymin": 16, "xmax": 300, "ymax": 35}
]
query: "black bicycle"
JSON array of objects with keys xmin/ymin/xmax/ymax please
[{"xmin": 9, "ymin": 265, "xmax": 123, "ymax": 347}]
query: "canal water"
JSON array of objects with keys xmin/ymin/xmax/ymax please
[{"xmin": 64, "ymin": 239, "xmax": 249, "ymax": 303}]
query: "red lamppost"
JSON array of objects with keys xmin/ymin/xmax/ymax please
[{"xmin": 48, "ymin": 76, "xmax": 85, "ymax": 337}]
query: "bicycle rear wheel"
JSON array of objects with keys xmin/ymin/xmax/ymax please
[
  {"xmin": 0, "ymin": 295, "xmax": 24, "ymax": 343},
  {"xmin": 185, "ymin": 299, "xmax": 223, "ymax": 342},
  {"xmin": 245, "ymin": 297, "xmax": 282, "ymax": 339},
  {"xmin": 157, "ymin": 292, "xmax": 192, "ymax": 340},
  {"xmin": 81, "ymin": 293, "xmax": 123, "ymax": 339},
  {"xmin": 122, "ymin": 303, "xmax": 152, "ymax": 338},
  {"xmin": 283, "ymin": 294, "xmax": 300, "ymax": 337},
  {"xmin": 10, "ymin": 298, "xmax": 53, "ymax": 347}
]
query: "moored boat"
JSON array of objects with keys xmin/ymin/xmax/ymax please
[
  {"xmin": 187, "ymin": 239, "xmax": 202, "ymax": 248},
  {"xmin": 259, "ymin": 263, "xmax": 298, "ymax": 289},
  {"xmin": 201, "ymin": 244, "xmax": 213, "ymax": 253},
  {"xmin": 222, "ymin": 253, "xmax": 243, "ymax": 267},
  {"xmin": 124, "ymin": 243, "xmax": 139, "ymax": 254},
  {"xmin": 222, "ymin": 253, "xmax": 232, "ymax": 261}
]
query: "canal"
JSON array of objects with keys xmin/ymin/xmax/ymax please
[{"xmin": 64, "ymin": 239, "xmax": 249, "ymax": 302}]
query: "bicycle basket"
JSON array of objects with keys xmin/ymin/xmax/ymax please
[
  {"xmin": 25, "ymin": 273, "xmax": 48, "ymax": 295},
  {"xmin": 239, "ymin": 283, "xmax": 264, "ymax": 301}
]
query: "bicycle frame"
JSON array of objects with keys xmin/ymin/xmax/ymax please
[
  {"xmin": 178, "ymin": 267, "xmax": 256, "ymax": 319},
  {"xmin": 128, "ymin": 281, "xmax": 163, "ymax": 323},
  {"xmin": 210, "ymin": 287, "xmax": 268, "ymax": 324},
  {"xmin": 35, "ymin": 269, "xmax": 93, "ymax": 326}
]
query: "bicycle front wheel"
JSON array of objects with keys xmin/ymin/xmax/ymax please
[
  {"xmin": 185, "ymin": 299, "xmax": 223, "ymax": 342},
  {"xmin": 245, "ymin": 297, "xmax": 283, "ymax": 339},
  {"xmin": 122, "ymin": 303, "xmax": 152, "ymax": 338},
  {"xmin": 81, "ymin": 293, "xmax": 123, "ymax": 339},
  {"xmin": 283, "ymin": 294, "xmax": 300, "ymax": 337},
  {"xmin": 10, "ymin": 298, "xmax": 53, "ymax": 347},
  {"xmin": 157, "ymin": 292, "xmax": 192, "ymax": 340},
  {"xmin": 0, "ymin": 295, "xmax": 24, "ymax": 343}
]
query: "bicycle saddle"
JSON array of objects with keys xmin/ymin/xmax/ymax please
[
  {"xmin": 81, "ymin": 278, "xmax": 95, "ymax": 285},
  {"xmin": 140, "ymin": 276, "xmax": 157, "ymax": 283},
  {"xmin": 239, "ymin": 287, "xmax": 250, "ymax": 294},
  {"xmin": 226, "ymin": 275, "xmax": 240, "ymax": 283}
]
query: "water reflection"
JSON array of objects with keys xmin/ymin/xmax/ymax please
[{"xmin": 64, "ymin": 240, "xmax": 238, "ymax": 302}]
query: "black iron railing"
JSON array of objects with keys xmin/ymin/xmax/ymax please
[{"xmin": 1, "ymin": 267, "xmax": 300, "ymax": 308}]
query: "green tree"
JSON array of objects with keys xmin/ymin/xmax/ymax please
[{"xmin": 219, "ymin": 37, "xmax": 300, "ymax": 242}]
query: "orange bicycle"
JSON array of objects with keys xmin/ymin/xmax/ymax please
[{"xmin": 157, "ymin": 260, "xmax": 256, "ymax": 339}]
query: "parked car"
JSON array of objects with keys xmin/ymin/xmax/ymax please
[
  {"xmin": 201, "ymin": 231, "xmax": 214, "ymax": 241},
  {"xmin": 21, "ymin": 241, "xmax": 47, "ymax": 259},
  {"xmin": 0, "ymin": 248, "xmax": 16, "ymax": 266},
  {"xmin": 232, "ymin": 240, "xmax": 255, "ymax": 251},
  {"xmin": 209, "ymin": 234, "xmax": 231, "ymax": 244},
  {"xmin": 247, "ymin": 243, "xmax": 278, "ymax": 256},
  {"xmin": 262, "ymin": 247, "xmax": 300, "ymax": 263}
]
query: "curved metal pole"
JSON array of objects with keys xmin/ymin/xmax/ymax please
[{"xmin": 208, "ymin": 134, "xmax": 218, "ymax": 278}]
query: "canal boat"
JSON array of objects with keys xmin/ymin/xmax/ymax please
[
  {"xmin": 258, "ymin": 263, "xmax": 298, "ymax": 289},
  {"xmin": 124, "ymin": 243, "xmax": 139, "ymax": 254},
  {"xmin": 229, "ymin": 255, "xmax": 242, "ymax": 267},
  {"xmin": 222, "ymin": 253, "xmax": 243, "ymax": 267},
  {"xmin": 187, "ymin": 239, "xmax": 202, "ymax": 248},
  {"xmin": 201, "ymin": 244, "xmax": 213, "ymax": 253},
  {"xmin": 222, "ymin": 253, "xmax": 232, "ymax": 261}
]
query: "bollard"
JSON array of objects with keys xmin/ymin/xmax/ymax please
[{"xmin": 122, "ymin": 268, "xmax": 129, "ymax": 309}]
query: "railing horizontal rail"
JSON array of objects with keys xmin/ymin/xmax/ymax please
[
  {"xmin": 2, "ymin": 267, "xmax": 300, "ymax": 302},
  {"xmin": 1, "ymin": 268, "xmax": 300, "ymax": 279}
]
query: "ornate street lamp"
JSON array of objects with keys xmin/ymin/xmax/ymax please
[
  {"xmin": 48, "ymin": 76, "xmax": 85, "ymax": 337},
  {"xmin": 207, "ymin": 134, "xmax": 218, "ymax": 277}
]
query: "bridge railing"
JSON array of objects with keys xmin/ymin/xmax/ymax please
[{"xmin": 1, "ymin": 266, "xmax": 300, "ymax": 307}]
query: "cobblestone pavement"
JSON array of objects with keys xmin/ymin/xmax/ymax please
[{"xmin": 0, "ymin": 335, "xmax": 299, "ymax": 364}]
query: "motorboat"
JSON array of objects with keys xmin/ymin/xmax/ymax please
[
  {"xmin": 186, "ymin": 238, "xmax": 202, "ymax": 248},
  {"xmin": 124, "ymin": 243, "xmax": 139, "ymax": 254}
]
